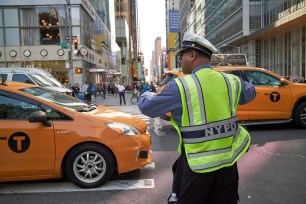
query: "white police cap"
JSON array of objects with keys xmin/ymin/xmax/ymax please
[{"xmin": 177, "ymin": 32, "xmax": 218, "ymax": 58}]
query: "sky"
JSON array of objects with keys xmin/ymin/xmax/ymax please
[{"xmin": 138, "ymin": 0, "xmax": 166, "ymax": 71}]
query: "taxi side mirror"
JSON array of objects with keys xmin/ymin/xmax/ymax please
[
  {"xmin": 279, "ymin": 79, "xmax": 288, "ymax": 86},
  {"xmin": 28, "ymin": 111, "xmax": 51, "ymax": 127}
]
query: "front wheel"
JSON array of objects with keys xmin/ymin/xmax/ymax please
[
  {"xmin": 294, "ymin": 102, "xmax": 306, "ymax": 128},
  {"xmin": 65, "ymin": 143, "xmax": 115, "ymax": 188}
]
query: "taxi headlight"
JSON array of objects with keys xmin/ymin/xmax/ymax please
[{"xmin": 106, "ymin": 122, "xmax": 141, "ymax": 136}]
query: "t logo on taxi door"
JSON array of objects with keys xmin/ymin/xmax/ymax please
[
  {"xmin": 270, "ymin": 92, "xmax": 280, "ymax": 102},
  {"xmin": 8, "ymin": 132, "xmax": 30, "ymax": 153}
]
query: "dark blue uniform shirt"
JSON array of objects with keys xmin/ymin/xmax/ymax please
[{"xmin": 138, "ymin": 65, "xmax": 256, "ymax": 126}]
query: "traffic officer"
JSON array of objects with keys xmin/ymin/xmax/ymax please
[{"xmin": 138, "ymin": 32, "xmax": 256, "ymax": 204}]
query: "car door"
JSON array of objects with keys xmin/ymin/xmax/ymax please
[
  {"xmin": 0, "ymin": 91, "xmax": 55, "ymax": 177},
  {"xmin": 241, "ymin": 70, "xmax": 292, "ymax": 120}
]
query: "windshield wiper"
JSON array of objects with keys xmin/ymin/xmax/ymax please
[{"xmin": 76, "ymin": 104, "xmax": 97, "ymax": 112}]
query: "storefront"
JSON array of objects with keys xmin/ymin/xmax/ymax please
[{"xmin": 0, "ymin": 0, "xmax": 121, "ymax": 87}]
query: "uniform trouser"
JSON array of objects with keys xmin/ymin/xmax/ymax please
[{"xmin": 171, "ymin": 153, "xmax": 239, "ymax": 204}]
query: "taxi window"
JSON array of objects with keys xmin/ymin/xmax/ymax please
[
  {"xmin": 220, "ymin": 70, "xmax": 243, "ymax": 78},
  {"xmin": 244, "ymin": 70, "xmax": 281, "ymax": 86},
  {"xmin": 21, "ymin": 87, "xmax": 88, "ymax": 111},
  {"xmin": 41, "ymin": 104, "xmax": 71, "ymax": 120},
  {"xmin": 0, "ymin": 95, "xmax": 39, "ymax": 120}
]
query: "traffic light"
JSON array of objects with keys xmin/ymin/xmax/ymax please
[
  {"xmin": 73, "ymin": 37, "xmax": 78, "ymax": 50},
  {"xmin": 75, "ymin": 67, "xmax": 83, "ymax": 74}
]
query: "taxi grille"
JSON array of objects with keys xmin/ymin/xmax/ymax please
[{"xmin": 138, "ymin": 151, "xmax": 149, "ymax": 159}]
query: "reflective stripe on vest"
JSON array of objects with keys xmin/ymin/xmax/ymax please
[
  {"xmin": 190, "ymin": 131, "xmax": 250, "ymax": 171},
  {"xmin": 179, "ymin": 75, "xmax": 206, "ymax": 125},
  {"xmin": 172, "ymin": 68, "xmax": 250, "ymax": 173},
  {"xmin": 220, "ymin": 72, "xmax": 241, "ymax": 115}
]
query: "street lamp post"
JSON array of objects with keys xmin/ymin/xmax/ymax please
[
  {"xmin": 222, "ymin": 44, "xmax": 241, "ymax": 54},
  {"xmin": 66, "ymin": 0, "xmax": 73, "ymax": 86}
]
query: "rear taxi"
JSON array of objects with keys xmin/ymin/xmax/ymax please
[
  {"xmin": 0, "ymin": 80, "xmax": 152, "ymax": 188},
  {"xmin": 160, "ymin": 67, "xmax": 306, "ymax": 128}
]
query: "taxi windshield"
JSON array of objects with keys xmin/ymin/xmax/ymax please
[{"xmin": 20, "ymin": 87, "xmax": 88, "ymax": 110}]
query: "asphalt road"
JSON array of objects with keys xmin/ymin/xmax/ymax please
[{"xmin": 0, "ymin": 104, "xmax": 305, "ymax": 204}]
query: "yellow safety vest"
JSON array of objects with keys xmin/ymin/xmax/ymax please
[{"xmin": 171, "ymin": 68, "xmax": 251, "ymax": 173}]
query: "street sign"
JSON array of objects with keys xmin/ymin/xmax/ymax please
[{"xmin": 58, "ymin": 42, "xmax": 68, "ymax": 46}]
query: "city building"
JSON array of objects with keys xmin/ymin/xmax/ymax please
[
  {"xmin": 115, "ymin": 0, "xmax": 140, "ymax": 84},
  {"xmin": 165, "ymin": 0, "xmax": 180, "ymax": 70},
  {"xmin": 0, "ymin": 0, "xmax": 121, "ymax": 87},
  {"xmin": 182, "ymin": 0, "xmax": 306, "ymax": 79},
  {"xmin": 152, "ymin": 37, "xmax": 162, "ymax": 82}
]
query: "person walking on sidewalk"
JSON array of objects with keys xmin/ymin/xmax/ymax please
[
  {"xmin": 131, "ymin": 87, "xmax": 139, "ymax": 102},
  {"xmin": 149, "ymin": 81, "xmax": 156, "ymax": 93},
  {"xmin": 115, "ymin": 82, "xmax": 126, "ymax": 105},
  {"xmin": 101, "ymin": 83, "xmax": 106, "ymax": 99}
]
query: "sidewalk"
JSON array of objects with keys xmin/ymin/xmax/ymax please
[{"xmin": 94, "ymin": 92, "xmax": 138, "ymax": 106}]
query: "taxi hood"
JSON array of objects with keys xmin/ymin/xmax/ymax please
[{"xmin": 87, "ymin": 105, "xmax": 147, "ymax": 131}]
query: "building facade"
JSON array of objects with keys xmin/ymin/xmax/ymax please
[
  {"xmin": 115, "ymin": 0, "xmax": 140, "ymax": 84},
  {"xmin": 0, "ymin": 0, "xmax": 121, "ymax": 87},
  {"xmin": 183, "ymin": 0, "xmax": 306, "ymax": 79},
  {"xmin": 165, "ymin": 0, "xmax": 180, "ymax": 69},
  {"xmin": 152, "ymin": 37, "xmax": 162, "ymax": 82}
]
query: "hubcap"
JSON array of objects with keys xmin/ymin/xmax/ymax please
[
  {"xmin": 73, "ymin": 151, "xmax": 106, "ymax": 183},
  {"xmin": 301, "ymin": 107, "xmax": 306, "ymax": 124}
]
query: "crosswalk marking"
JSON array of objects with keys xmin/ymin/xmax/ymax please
[
  {"xmin": 142, "ymin": 161, "xmax": 155, "ymax": 169},
  {"xmin": 0, "ymin": 179, "xmax": 155, "ymax": 194},
  {"xmin": 111, "ymin": 105, "xmax": 167, "ymax": 136},
  {"xmin": 0, "ymin": 162, "xmax": 156, "ymax": 194},
  {"xmin": 112, "ymin": 105, "xmax": 152, "ymax": 125}
]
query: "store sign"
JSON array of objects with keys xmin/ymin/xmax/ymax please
[
  {"xmin": 278, "ymin": 0, "xmax": 306, "ymax": 20},
  {"xmin": 211, "ymin": 54, "xmax": 248, "ymax": 67}
]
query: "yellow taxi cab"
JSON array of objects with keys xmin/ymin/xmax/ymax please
[
  {"xmin": 160, "ymin": 66, "xmax": 306, "ymax": 129},
  {"xmin": 0, "ymin": 80, "xmax": 152, "ymax": 188}
]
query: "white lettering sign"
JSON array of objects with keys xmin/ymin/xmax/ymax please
[{"xmin": 278, "ymin": 0, "xmax": 306, "ymax": 20}]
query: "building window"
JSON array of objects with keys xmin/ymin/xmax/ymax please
[
  {"xmin": 5, "ymin": 28, "xmax": 20, "ymax": 46},
  {"xmin": 4, "ymin": 9, "xmax": 20, "ymax": 46},
  {"xmin": 0, "ymin": 10, "xmax": 2, "ymax": 27},
  {"xmin": 4, "ymin": 9, "xmax": 19, "ymax": 27},
  {"xmin": 38, "ymin": 7, "xmax": 61, "ymax": 45}
]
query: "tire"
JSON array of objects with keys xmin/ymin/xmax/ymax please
[
  {"xmin": 65, "ymin": 143, "xmax": 115, "ymax": 188},
  {"xmin": 294, "ymin": 102, "xmax": 306, "ymax": 129}
]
